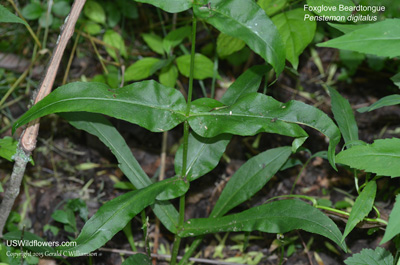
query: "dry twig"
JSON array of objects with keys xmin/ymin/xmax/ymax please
[{"xmin": 0, "ymin": 0, "xmax": 87, "ymax": 237}]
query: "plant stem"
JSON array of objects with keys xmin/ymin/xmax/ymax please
[
  {"xmin": 42, "ymin": 0, "xmax": 53, "ymax": 49},
  {"xmin": 0, "ymin": 151, "xmax": 29, "ymax": 237},
  {"xmin": 185, "ymin": 16, "xmax": 197, "ymax": 116},
  {"xmin": 171, "ymin": 15, "xmax": 197, "ymax": 265},
  {"xmin": 7, "ymin": 0, "xmax": 42, "ymax": 49},
  {"xmin": 63, "ymin": 28, "xmax": 82, "ymax": 85}
]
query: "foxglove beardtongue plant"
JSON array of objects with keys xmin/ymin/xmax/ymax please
[
  {"xmin": 10, "ymin": 1, "xmax": 347, "ymax": 263},
  {"xmin": 3, "ymin": 0, "xmax": 400, "ymax": 264}
]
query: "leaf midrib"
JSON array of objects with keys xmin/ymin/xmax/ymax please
[
  {"xmin": 64, "ymin": 181, "xmax": 171, "ymax": 252},
  {"xmin": 183, "ymin": 214, "xmax": 342, "ymax": 246},
  {"xmin": 18, "ymin": 97, "xmax": 187, "ymax": 128},
  {"xmin": 90, "ymin": 122, "xmax": 151, "ymax": 188},
  {"xmin": 212, "ymin": 151, "xmax": 286, "ymax": 218}
]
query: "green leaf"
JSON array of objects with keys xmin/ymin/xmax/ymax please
[
  {"xmin": 342, "ymin": 181, "xmax": 377, "ymax": 241},
  {"xmin": 272, "ymin": 9, "xmax": 316, "ymax": 69},
  {"xmin": 318, "ymin": 19, "xmax": 400, "ymax": 58},
  {"xmin": 188, "ymin": 93, "xmax": 340, "ymax": 169},
  {"xmin": 151, "ymin": 201, "xmax": 179, "ymax": 233},
  {"xmin": 0, "ymin": 136, "xmax": 18, "ymax": 162},
  {"xmin": 220, "ymin": 65, "xmax": 270, "ymax": 106},
  {"xmin": 176, "ymin": 54, "xmax": 216, "ymax": 80},
  {"xmin": 211, "ymin": 147, "xmax": 292, "ymax": 218},
  {"xmin": 155, "ymin": 176, "xmax": 190, "ymax": 201},
  {"xmin": 381, "ymin": 195, "xmax": 400, "ymax": 244},
  {"xmin": 122, "ymin": 254, "xmax": 152, "ymax": 265},
  {"xmin": 216, "ymin": 33, "xmax": 246, "ymax": 58},
  {"xmin": 150, "ymin": 57, "xmax": 175, "ymax": 77},
  {"xmin": 336, "ymin": 138, "xmax": 400, "ymax": 178},
  {"xmin": 358, "ymin": 94, "xmax": 400, "ymax": 113},
  {"xmin": 51, "ymin": 210, "xmax": 71, "ymax": 224},
  {"xmin": 84, "ymin": 1, "xmax": 106, "ymax": 24},
  {"xmin": 58, "ymin": 178, "xmax": 186, "ymax": 256},
  {"xmin": 13, "ymin": 81, "xmax": 187, "ymax": 133},
  {"xmin": 67, "ymin": 198, "xmax": 89, "ymax": 222},
  {"xmin": 180, "ymin": 199, "xmax": 347, "ymax": 251},
  {"xmin": 3, "ymin": 231, "xmax": 55, "ymax": 253},
  {"xmin": 327, "ymin": 23, "xmax": 368, "ymax": 34},
  {"xmin": 52, "ymin": 1, "xmax": 70, "ymax": 17},
  {"xmin": 257, "ymin": 0, "xmax": 287, "ymax": 16},
  {"xmin": 142, "ymin": 33, "xmax": 164, "ymax": 55},
  {"xmin": 133, "ymin": 0, "xmax": 192, "ymax": 13},
  {"xmin": 103, "ymin": 30, "xmax": 127, "ymax": 60},
  {"xmin": 159, "ymin": 64, "xmax": 178, "ymax": 88},
  {"xmin": 60, "ymin": 113, "xmax": 151, "ymax": 188},
  {"xmin": 0, "ymin": 4, "xmax": 27, "ymax": 25},
  {"xmin": 0, "ymin": 182, "xmax": 3, "ymax": 192},
  {"xmin": 306, "ymin": 0, "xmax": 354, "ymax": 21},
  {"xmin": 344, "ymin": 247, "xmax": 393, "ymax": 265},
  {"xmin": 391, "ymin": 72, "xmax": 400, "ymax": 88},
  {"xmin": 39, "ymin": 12, "xmax": 53, "ymax": 28},
  {"xmin": 83, "ymin": 21, "xmax": 102, "ymax": 35},
  {"xmin": 125, "ymin": 58, "xmax": 161, "ymax": 81},
  {"xmin": 21, "ymin": 3, "xmax": 44, "ymax": 20},
  {"xmin": 329, "ymin": 87, "xmax": 358, "ymax": 145},
  {"xmin": 194, "ymin": 0, "xmax": 285, "ymax": 75},
  {"xmin": 163, "ymin": 26, "xmax": 191, "ymax": 53},
  {"xmin": 175, "ymin": 132, "xmax": 231, "ymax": 181},
  {"xmin": 61, "ymin": 112, "xmax": 179, "ymax": 233}
]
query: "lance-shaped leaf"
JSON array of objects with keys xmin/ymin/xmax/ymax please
[
  {"xmin": 122, "ymin": 254, "xmax": 151, "ymax": 265},
  {"xmin": 220, "ymin": 64, "xmax": 271, "ymax": 106},
  {"xmin": 133, "ymin": 0, "xmax": 192, "ymax": 13},
  {"xmin": 175, "ymin": 131, "xmax": 231, "ymax": 181},
  {"xmin": 13, "ymin": 81, "xmax": 187, "ymax": 133},
  {"xmin": 188, "ymin": 93, "xmax": 340, "ymax": 169},
  {"xmin": 211, "ymin": 146, "xmax": 291, "ymax": 218},
  {"xmin": 194, "ymin": 0, "xmax": 285, "ymax": 75},
  {"xmin": 180, "ymin": 199, "xmax": 347, "ymax": 251},
  {"xmin": 272, "ymin": 8, "xmax": 316, "ymax": 69},
  {"xmin": 357, "ymin": 94, "xmax": 400, "ymax": 113},
  {"xmin": 62, "ymin": 113, "xmax": 151, "ymax": 188},
  {"xmin": 342, "ymin": 181, "xmax": 377, "ymax": 241},
  {"xmin": 329, "ymin": 87, "xmax": 358, "ymax": 145},
  {"xmin": 344, "ymin": 248, "xmax": 393, "ymax": 265},
  {"xmin": 61, "ymin": 112, "xmax": 179, "ymax": 233},
  {"xmin": 318, "ymin": 19, "xmax": 400, "ymax": 58},
  {"xmin": 0, "ymin": 4, "xmax": 28, "ymax": 25},
  {"xmin": 336, "ymin": 138, "xmax": 400, "ymax": 178},
  {"xmin": 381, "ymin": 194, "xmax": 400, "ymax": 244},
  {"xmin": 57, "ymin": 178, "xmax": 186, "ymax": 256},
  {"xmin": 327, "ymin": 23, "xmax": 368, "ymax": 34}
]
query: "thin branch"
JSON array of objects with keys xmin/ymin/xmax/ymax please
[{"xmin": 0, "ymin": 0, "xmax": 87, "ymax": 238}]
